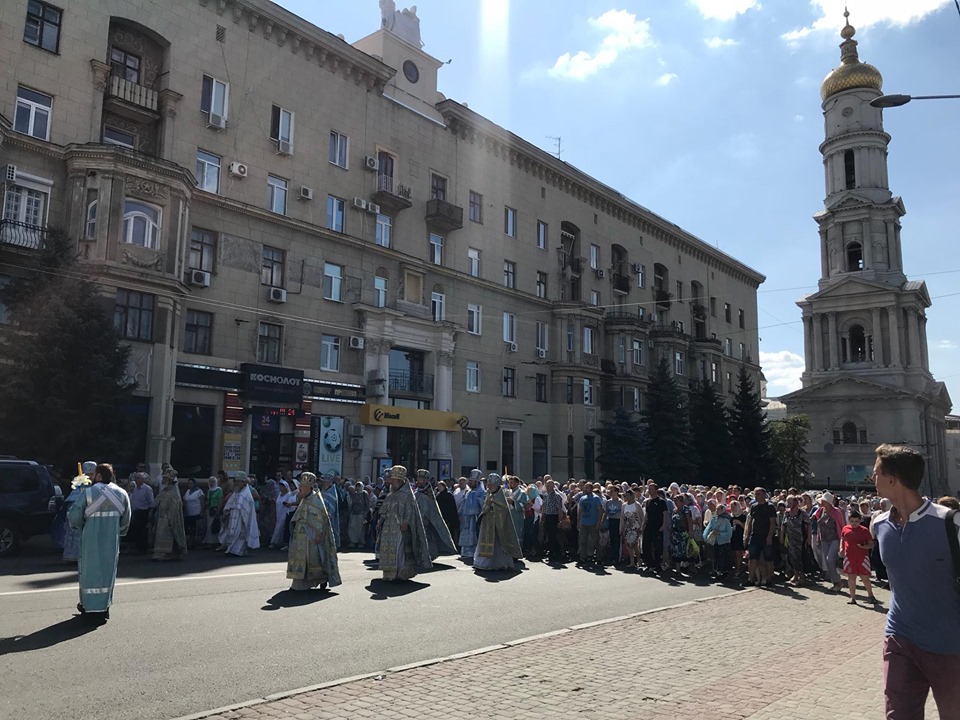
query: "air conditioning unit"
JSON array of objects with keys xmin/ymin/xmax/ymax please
[
  {"xmin": 348, "ymin": 424, "xmax": 364, "ymax": 437},
  {"xmin": 537, "ymin": 348, "xmax": 546, "ymax": 359},
  {"xmin": 352, "ymin": 197, "xmax": 367, "ymax": 211},
  {"xmin": 267, "ymin": 287, "xmax": 287, "ymax": 303},
  {"xmin": 4, "ymin": 165, "xmax": 16, "ymax": 182},
  {"xmin": 595, "ymin": 268, "xmax": 605, "ymax": 279},
  {"xmin": 228, "ymin": 162, "xmax": 248, "ymax": 178},
  {"xmin": 348, "ymin": 437, "xmax": 363, "ymax": 450},
  {"xmin": 366, "ymin": 202, "xmax": 381, "ymax": 215},
  {"xmin": 506, "ymin": 341, "xmax": 518, "ymax": 353},
  {"xmin": 348, "ymin": 335, "xmax": 365, "ymax": 350},
  {"xmin": 298, "ymin": 186, "xmax": 314, "ymax": 201},
  {"xmin": 364, "ymin": 155, "xmax": 379, "ymax": 171},
  {"xmin": 276, "ymin": 139, "xmax": 293, "ymax": 156},
  {"xmin": 189, "ymin": 270, "xmax": 211, "ymax": 288},
  {"xmin": 207, "ymin": 112, "xmax": 227, "ymax": 130}
]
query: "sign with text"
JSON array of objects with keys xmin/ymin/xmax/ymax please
[
  {"xmin": 358, "ymin": 404, "xmax": 468, "ymax": 431},
  {"xmin": 221, "ymin": 431, "xmax": 243, "ymax": 473},
  {"xmin": 316, "ymin": 416, "xmax": 344, "ymax": 477},
  {"xmin": 240, "ymin": 363, "xmax": 304, "ymax": 403}
]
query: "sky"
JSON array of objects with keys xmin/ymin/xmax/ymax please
[{"xmin": 275, "ymin": 0, "xmax": 960, "ymax": 404}]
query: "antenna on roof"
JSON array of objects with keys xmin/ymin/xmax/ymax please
[{"xmin": 546, "ymin": 136, "xmax": 562, "ymax": 160}]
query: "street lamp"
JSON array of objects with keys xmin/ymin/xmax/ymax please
[{"xmin": 870, "ymin": 93, "xmax": 960, "ymax": 108}]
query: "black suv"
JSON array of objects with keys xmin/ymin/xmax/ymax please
[{"xmin": 0, "ymin": 460, "xmax": 63, "ymax": 556}]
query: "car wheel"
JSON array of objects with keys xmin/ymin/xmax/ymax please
[{"xmin": 0, "ymin": 521, "xmax": 20, "ymax": 556}]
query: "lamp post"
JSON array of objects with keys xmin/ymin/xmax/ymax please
[{"xmin": 870, "ymin": 94, "xmax": 960, "ymax": 108}]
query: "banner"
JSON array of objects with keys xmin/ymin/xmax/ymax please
[
  {"xmin": 221, "ymin": 431, "xmax": 243, "ymax": 473},
  {"xmin": 316, "ymin": 416, "xmax": 344, "ymax": 477}
]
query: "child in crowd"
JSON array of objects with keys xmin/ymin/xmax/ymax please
[{"xmin": 839, "ymin": 509, "xmax": 878, "ymax": 605}]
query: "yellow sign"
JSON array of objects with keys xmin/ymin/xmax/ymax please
[
  {"xmin": 359, "ymin": 404, "xmax": 468, "ymax": 431},
  {"xmin": 221, "ymin": 432, "xmax": 243, "ymax": 473}
]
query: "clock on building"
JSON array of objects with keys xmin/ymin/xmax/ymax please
[{"xmin": 402, "ymin": 59, "xmax": 419, "ymax": 84}]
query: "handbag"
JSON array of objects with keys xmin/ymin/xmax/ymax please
[{"xmin": 687, "ymin": 537, "xmax": 700, "ymax": 557}]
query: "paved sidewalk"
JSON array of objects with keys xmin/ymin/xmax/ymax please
[{"xmin": 180, "ymin": 583, "xmax": 936, "ymax": 720}]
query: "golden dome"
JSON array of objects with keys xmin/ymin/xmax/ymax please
[{"xmin": 820, "ymin": 11, "xmax": 883, "ymax": 101}]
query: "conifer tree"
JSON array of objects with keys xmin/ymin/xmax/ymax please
[
  {"xmin": 640, "ymin": 357, "xmax": 696, "ymax": 485},
  {"xmin": 689, "ymin": 380, "xmax": 733, "ymax": 486},
  {"xmin": 596, "ymin": 406, "xmax": 645, "ymax": 482},
  {"xmin": 729, "ymin": 365, "xmax": 775, "ymax": 486}
]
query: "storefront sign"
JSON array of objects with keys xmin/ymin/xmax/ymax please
[
  {"xmin": 240, "ymin": 363, "xmax": 304, "ymax": 403},
  {"xmin": 304, "ymin": 381, "xmax": 365, "ymax": 403},
  {"xmin": 359, "ymin": 404, "xmax": 468, "ymax": 431},
  {"xmin": 844, "ymin": 464, "xmax": 874, "ymax": 485},
  {"xmin": 316, "ymin": 416, "xmax": 344, "ymax": 477},
  {"xmin": 222, "ymin": 432, "xmax": 243, "ymax": 473}
]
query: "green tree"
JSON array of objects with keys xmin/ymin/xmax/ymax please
[
  {"xmin": 769, "ymin": 414, "xmax": 811, "ymax": 488},
  {"xmin": 640, "ymin": 357, "xmax": 696, "ymax": 485},
  {"xmin": 596, "ymin": 406, "xmax": 645, "ymax": 482},
  {"xmin": 689, "ymin": 380, "xmax": 733, "ymax": 486},
  {"xmin": 0, "ymin": 229, "xmax": 136, "ymax": 475},
  {"xmin": 729, "ymin": 365, "xmax": 775, "ymax": 487}
]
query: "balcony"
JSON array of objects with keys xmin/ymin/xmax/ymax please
[
  {"xmin": 389, "ymin": 369, "xmax": 434, "ymax": 396},
  {"xmin": 567, "ymin": 256, "xmax": 584, "ymax": 276},
  {"xmin": 650, "ymin": 323, "xmax": 689, "ymax": 340},
  {"xmin": 425, "ymin": 198, "xmax": 463, "ymax": 232},
  {"xmin": 0, "ymin": 219, "xmax": 48, "ymax": 250},
  {"xmin": 600, "ymin": 359, "xmax": 617, "ymax": 375},
  {"xmin": 694, "ymin": 335, "xmax": 723, "ymax": 349},
  {"xmin": 612, "ymin": 273, "xmax": 631, "ymax": 294},
  {"xmin": 654, "ymin": 288, "xmax": 673, "ymax": 309},
  {"xmin": 373, "ymin": 174, "xmax": 413, "ymax": 212},
  {"xmin": 603, "ymin": 309, "xmax": 651, "ymax": 330},
  {"xmin": 691, "ymin": 303, "xmax": 707, "ymax": 320}
]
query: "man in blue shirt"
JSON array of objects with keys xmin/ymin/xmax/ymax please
[
  {"xmin": 870, "ymin": 443, "xmax": 960, "ymax": 719},
  {"xmin": 577, "ymin": 483, "xmax": 603, "ymax": 568}
]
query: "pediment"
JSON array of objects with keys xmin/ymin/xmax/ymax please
[
  {"xmin": 782, "ymin": 375, "xmax": 918, "ymax": 403},
  {"xmin": 801, "ymin": 275, "xmax": 896, "ymax": 302}
]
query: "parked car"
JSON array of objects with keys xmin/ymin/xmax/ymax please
[{"xmin": 0, "ymin": 459, "xmax": 63, "ymax": 556}]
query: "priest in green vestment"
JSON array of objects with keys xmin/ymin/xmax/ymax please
[
  {"xmin": 474, "ymin": 473, "xmax": 523, "ymax": 571},
  {"xmin": 286, "ymin": 472, "xmax": 342, "ymax": 591},
  {"xmin": 377, "ymin": 465, "xmax": 431, "ymax": 581}
]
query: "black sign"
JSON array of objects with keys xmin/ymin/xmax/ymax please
[{"xmin": 240, "ymin": 363, "xmax": 304, "ymax": 403}]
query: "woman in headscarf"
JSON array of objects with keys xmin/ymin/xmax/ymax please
[
  {"xmin": 668, "ymin": 493, "xmax": 693, "ymax": 572},
  {"xmin": 202, "ymin": 476, "xmax": 223, "ymax": 546},
  {"xmin": 473, "ymin": 474, "xmax": 523, "ymax": 571},
  {"xmin": 268, "ymin": 480, "xmax": 293, "ymax": 548},
  {"xmin": 153, "ymin": 469, "xmax": 187, "ymax": 560}
]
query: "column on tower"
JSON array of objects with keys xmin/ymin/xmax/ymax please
[
  {"xmin": 819, "ymin": 226, "xmax": 830, "ymax": 278},
  {"xmin": 827, "ymin": 312, "xmax": 839, "ymax": 369},
  {"xmin": 861, "ymin": 218, "xmax": 873, "ymax": 269},
  {"xmin": 905, "ymin": 308, "xmax": 918, "ymax": 367},
  {"xmin": 812, "ymin": 313, "xmax": 824, "ymax": 371},
  {"xmin": 871, "ymin": 307, "xmax": 883, "ymax": 366},
  {"xmin": 887, "ymin": 305, "xmax": 901, "ymax": 366},
  {"xmin": 919, "ymin": 314, "xmax": 929, "ymax": 370},
  {"xmin": 803, "ymin": 316, "xmax": 814, "ymax": 371}
]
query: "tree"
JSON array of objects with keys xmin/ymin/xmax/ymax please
[
  {"xmin": 595, "ymin": 406, "xmax": 645, "ymax": 482},
  {"xmin": 0, "ymin": 229, "xmax": 136, "ymax": 475},
  {"xmin": 689, "ymin": 380, "xmax": 733, "ymax": 486},
  {"xmin": 729, "ymin": 365, "xmax": 775, "ymax": 487},
  {"xmin": 640, "ymin": 357, "xmax": 696, "ymax": 485},
  {"xmin": 769, "ymin": 414, "xmax": 811, "ymax": 488}
]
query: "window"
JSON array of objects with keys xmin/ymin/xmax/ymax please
[
  {"xmin": 536, "ymin": 321, "xmax": 548, "ymax": 353},
  {"xmin": 0, "ymin": 276, "xmax": 10, "ymax": 324},
  {"xmin": 122, "ymin": 200, "xmax": 161, "ymax": 249},
  {"xmin": 583, "ymin": 326, "xmax": 595, "ymax": 354},
  {"xmin": 536, "ymin": 220, "xmax": 547, "ymax": 250},
  {"xmin": 675, "ymin": 351, "xmax": 685, "ymax": 376},
  {"xmin": 502, "ymin": 312, "xmax": 516, "ymax": 343},
  {"xmin": 566, "ymin": 322, "xmax": 575, "ymax": 352},
  {"xmin": 711, "ymin": 361, "xmax": 719, "ymax": 384},
  {"xmin": 271, "ymin": 105, "xmax": 294, "ymax": 147},
  {"xmin": 114, "ymin": 289, "xmax": 154, "ymax": 341},
  {"xmin": 589, "ymin": 244, "xmax": 600, "ymax": 270},
  {"xmin": 320, "ymin": 335, "xmax": 340, "ymax": 371},
  {"xmin": 841, "ymin": 421, "xmax": 859, "ymax": 445},
  {"xmin": 466, "ymin": 361, "xmax": 480, "ymax": 393},
  {"xmin": 257, "ymin": 322, "xmax": 282, "ymax": 364},
  {"xmin": 590, "ymin": 290, "xmax": 600, "ymax": 306},
  {"xmin": 636, "ymin": 264, "xmax": 645, "ymax": 288},
  {"xmin": 3, "ymin": 183, "xmax": 47, "ymax": 236},
  {"xmin": 846, "ymin": 242, "xmax": 863, "ymax": 271},
  {"xmin": 566, "ymin": 377, "xmax": 574, "ymax": 404},
  {"xmin": 431, "ymin": 291, "xmax": 445, "ymax": 321},
  {"xmin": 468, "ymin": 248, "xmax": 480, "ymax": 277},
  {"xmin": 323, "ymin": 262, "xmax": 343, "ymax": 301},
  {"xmin": 375, "ymin": 214, "xmax": 392, "ymax": 248},
  {"xmin": 738, "ymin": 308, "xmax": 745, "ymax": 329},
  {"xmin": 201, "ymin": 74, "xmax": 229, "ymax": 121},
  {"xmin": 430, "ymin": 174, "xmax": 447, "ymax": 201},
  {"xmin": 467, "ymin": 304, "xmax": 482, "ymax": 335},
  {"xmin": 739, "ymin": 342, "xmax": 746, "ymax": 361},
  {"xmin": 844, "ymin": 149, "xmax": 856, "ymax": 190},
  {"xmin": 374, "ymin": 275, "xmax": 387, "ymax": 308},
  {"xmin": 267, "ymin": 175, "xmax": 287, "ymax": 215},
  {"xmin": 583, "ymin": 378, "xmax": 595, "ymax": 406},
  {"xmin": 326, "ymin": 195, "xmax": 345, "ymax": 232},
  {"xmin": 24, "ymin": 1, "xmax": 61, "ymax": 53},
  {"xmin": 503, "ymin": 260, "xmax": 516, "ymax": 289},
  {"xmin": 184, "ymin": 310, "xmax": 213, "ymax": 355},
  {"xmin": 14, "ymin": 86, "xmax": 51, "ymax": 140},
  {"xmin": 726, "ymin": 371, "xmax": 733, "ymax": 392},
  {"xmin": 535, "ymin": 373, "xmax": 548, "ymax": 403},
  {"xmin": 724, "ymin": 302, "xmax": 731, "ymax": 323},
  {"xmin": 110, "ymin": 47, "xmax": 140, "ymax": 83},
  {"xmin": 502, "ymin": 367, "xmax": 516, "ymax": 398},
  {"xmin": 632, "ymin": 388, "xmax": 641, "ymax": 413},
  {"xmin": 504, "ymin": 206, "xmax": 517, "ymax": 237},
  {"xmin": 632, "ymin": 338, "xmax": 642, "ymax": 366},
  {"xmin": 617, "ymin": 337, "xmax": 626, "ymax": 364},
  {"xmin": 725, "ymin": 338, "xmax": 733, "ymax": 356},
  {"xmin": 710, "ymin": 297, "xmax": 717, "ymax": 317},
  {"xmin": 676, "ymin": 281, "xmax": 683, "ymax": 302},
  {"xmin": 536, "ymin": 271, "xmax": 547, "ymax": 299},
  {"xmin": 195, "ymin": 150, "xmax": 221, "ymax": 193},
  {"xmin": 189, "ymin": 227, "xmax": 216, "ymax": 272},
  {"xmin": 468, "ymin": 190, "xmax": 483, "ymax": 223},
  {"xmin": 261, "ymin": 246, "xmax": 284, "ymax": 287},
  {"xmin": 85, "ymin": 200, "xmax": 97, "ymax": 240},
  {"xmin": 429, "ymin": 233, "xmax": 444, "ymax": 265},
  {"xmin": 329, "ymin": 131, "xmax": 348, "ymax": 168}
]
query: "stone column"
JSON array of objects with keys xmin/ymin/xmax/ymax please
[
  {"xmin": 887, "ymin": 306, "xmax": 901, "ymax": 366},
  {"xmin": 827, "ymin": 312, "xmax": 839, "ymax": 369},
  {"xmin": 905, "ymin": 308, "xmax": 918, "ymax": 367},
  {"xmin": 157, "ymin": 89, "xmax": 183, "ymax": 162},
  {"xmin": 430, "ymin": 350, "xmax": 455, "ymax": 459},
  {"xmin": 812, "ymin": 313, "xmax": 823, "ymax": 371},
  {"xmin": 362, "ymin": 339, "xmax": 391, "ymax": 470},
  {"xmin": 819, "ymin": 226, "xmax": 829, "ymax": 279},
  {"xmin": 862, "ymin": 219, "xmax": 872, "ymax": 269},
  {"xmin": 871, "ymin": 307, "xmax": 883, "ymax": 366},
  {"xmin": 803, "ymin": 316, "xmax": 814, "ymax": 371},
  {"xmin": 89, "ymin": 59, "xmax": 110, "ymax": 143},
  {"xmin": 919, "ymin": 314, "xmax": 929, "ymax": 370}
]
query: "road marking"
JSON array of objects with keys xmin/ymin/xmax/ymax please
[{"xmin": 0, "ymin": 569, "xmax": 285, "ymax": 597}]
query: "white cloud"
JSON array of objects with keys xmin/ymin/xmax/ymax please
[
  {"xmin": 760, "ymin": 350, "xmax": 805, "ymax": 396},
  {"xmin": 704, "ymin": 36, "xmax": 740, "ymax": 48},
  {"xmin": 794, "ymin": 114, "xmax": 805, "ymax": 122},
  {"xmin": 656, "ymin": 72, "xmax": 679, "ymax": 86},
  {"xmin": 548, "ymin": 10, "xmax": 655, "ymax": 80},
  {"xmin": 782, "ymin": 0, "xmax": 951, "ymax": 44},
  {"xmin": 937, "ymin": 339, "xmax": 958, "ymax": 350},
  {"xmin": 690, "ymin": 0, "xmax": 761, "ymax": 21}
]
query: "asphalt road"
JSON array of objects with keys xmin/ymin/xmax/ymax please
[{"xmin": 0, "ymin": 539, "xmax": 736, "ymax": 720}]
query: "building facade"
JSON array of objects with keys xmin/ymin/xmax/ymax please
[
  {"xmin": 782, "ymin": 14, "xmax": 952, "ymax": 495},
  {"xmin": 1, "ymin": 0, "xmax": 764, "ymax": 482}
]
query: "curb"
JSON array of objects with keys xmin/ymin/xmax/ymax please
[{"xmin": 171, "ymin": 587, "xmax": 748, "ymax": 720}]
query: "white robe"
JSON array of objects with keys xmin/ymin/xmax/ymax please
[
  {"xmin": 270, "ymin": 487, "xmax": 295, "ymax": 547},
  {"xmin": 219, "ymin": 485, "xmax": 260, "ymax": 556}
]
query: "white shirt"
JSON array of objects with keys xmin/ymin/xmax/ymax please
[{"xmin": 183, "ymin": 488, "xmax": 204, "ymax": 517}]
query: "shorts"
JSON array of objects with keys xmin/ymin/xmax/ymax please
[{"xmin": 747, "ymin": 538, "xmax": 773, "ymax": 561}]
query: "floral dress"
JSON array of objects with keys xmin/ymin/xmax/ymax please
[{"xmin": 669, "ymin": 507, "xmax": 691, "ymax": 562}]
